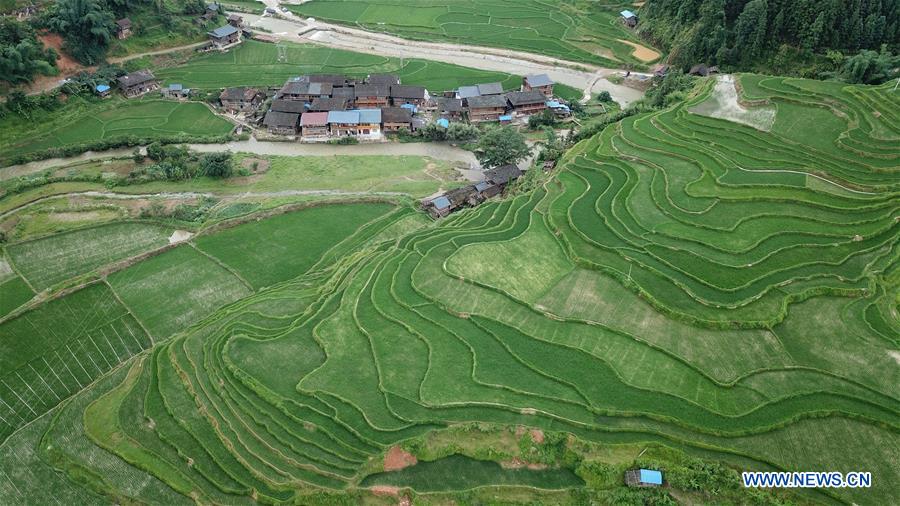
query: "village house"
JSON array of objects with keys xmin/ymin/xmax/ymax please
[
  {"xmin": 390, "ymin": 85, "xmax": 428, "ymax": 107},
  {"xmin": 95, "ymin": 84, "xmax": 110, "ymax": 98},
  {"xmin": 435, "ymin": 97, "xmax": 464, "ymax": 119},
  {"xmin": 310, "ymin": 74, "xmax": 352, "ymax": 87},
  {"xmin": 331, "ymin": 86, "xmax": 356, "ymax": 102},
  {"xmin": 381, "ymin": 107, "xmax": 413, "ymax": 132},
  {"xmin": 200, "ymin": 3, "xmax": 219, "ymax": 22},
  {"xmin": 354, "ymin": 84, "xmax": 390, "ymax": 108},
  {"xmin": 457, "ymin": 85, "xmax": 481, "ymax": 100},
  {"xmin": 457, "ymin": 81, "xmax": 503, "ymax": 101},
  {"xmin": 522, "ymin": 74, "xmax": 554, "ymax": 97},
  {"xmin": 466, "ymin": 94, "xmax": 508, "ymax": 122},
  {"xmin": 620, "ymin": 9, "xmax": 638, "ymax": 27},
  {"xmin": 115, "ymin": 18, "xmax": 132, "ymax": 40},
  {"xmin": 276, "ymin": 79, "xmax": 333, "ymax": 102},
  {"xmin": 484, "ymin": 164, "xmax": 523, "ymax": 190},
  {"xmin": 425, "ymin": 195, "xmax": 452, "ymax": 218},
  {"xmin": 263, "ymin": 111, "xmax": 300, "ymax": 135},
  {"xmin": 308, "ymin": 97, "xmax": 348, "ymax": 112},
  {"xmin": 227, "ymin": 14, "xmax": 243, "ymax": 28},
  {"xmin": 208, "ymin": 24, "xmax": 240, "ymax": 49},
  {"xmin": 300, "ymin": 112, "xmax": 329, "ymax": 138},
  {"xmin": 161, "ymin": 83, "xmax": 191, "ymax": 100},
  {"xmin": 625, "ymin": 469, "xmax": 663, "ymax": 488},
  {"xmin": 367, "ymin": 74, "xmax": 400, "ymax": 86},
  {"xmin": 117, "ymin": 69, "xmax": 159, "ymax": 98},
  {"xmin": 357, "ymin": 109, "xmax": 382, "ymax": 137},
  {"xmin": 505, "ymin": 90, "xmax": 548, "ymax": 116},
  {"xmin": 327, "ymin": 110, "xmax": 360, "ymax": 137},
  {"xmin": 220, "ymin": 87, "xmax": 262, "ymax": 112},
  {"xmin": 269, "ymin": 99, "xmax": 306, "ymax": 114}
]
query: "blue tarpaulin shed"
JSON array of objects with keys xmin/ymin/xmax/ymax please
[
  {"xmin": 621, "ymin": 10, "xmax": 636, "ymax": 19},
  {"xmin": 95, "ymin": 84, "xmax": 110, "ymax": 92},
  {"xmin": 640, "ymin": 469, "xmax": 663, "ymax": 485},
  {"xmin": 436, "ymin": 118, "xmax": 450, "ymax": 128}
]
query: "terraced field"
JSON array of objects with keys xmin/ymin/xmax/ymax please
[
  {"xmin": 0, "ymin": 76, "xmax": 897, "ymax": 504},
  {"xmin": 287, "ymin": 0, "xmax": 659, "ymax": 67}
]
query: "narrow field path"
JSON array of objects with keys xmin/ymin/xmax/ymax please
[
  {"xmin": 107, "ymin": 41, "xmax": 211, "ymax": 64},
  {"xmin": 241, "ymin": 13, "xmax": 645, "ymax": 106}
]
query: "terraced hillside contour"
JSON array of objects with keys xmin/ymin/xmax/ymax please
[{"xmin": 0, "ymin": 76, "xmax": 897, "ymax": 504}]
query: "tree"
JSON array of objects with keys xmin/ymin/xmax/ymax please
[
  {"xmin": 474, "ymin": 126, "xmax": 531, "ymax": 168},
  {"xmin": 732, "ymin": 0, "xmax": 768, "ymax": 63},
  {"xmin": 0, "ymin": 18, "xmax": 57, "ymax": 84},
  {"xmin": 200, "ymin": 152, "xmax": 234, "ymax": 178},
  {"xmin": 838, "ymin": 45, "xmax": 899, "ymax": 84},
  {"xmin": 48, "ymin": 0, "xmax": 115, "ymax": 65},
  {"xmin": 445, "ymin": 122, "xmax": 479, "ymax": 141}
]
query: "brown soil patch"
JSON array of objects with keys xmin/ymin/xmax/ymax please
[
  {"xmin": 529, "ymin": 429, "xmax": 545, "ymax": 443},
  {"xmin": 501, "ymin": 457, "xmax": 527, "ymax": 469},
  {"xmin": 617, "ymin": 39, "xmax": 661, "ymax": 62},
  {"xmin": 27, "ymin": 32, "xmax": 95, "ymax": 94},
  {"xmin": 383, "ymin": 446, "xmax": 417, "ymax": 471},
  {"xmin": 369, "ymin": 486, "xmax": 400, "ymax": 497},
  {"xmin": 241, "ymin": 157, "xmax": 270, "ymax": 174}
]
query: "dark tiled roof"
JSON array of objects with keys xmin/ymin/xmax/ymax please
[
  {"xmin": 263, "ymin": 111, "xmax": 300, "ymax": 128},
  {"xmin": 355, "ymin": 84, "xmax": 390, "ymax": 97},
  {"xmin": 505, "ymin": 90, "xmax": 546, "ymax": 106},
  {"xmin": 390, "ymin": 85, "xmax": 426, "ymax": 99},
  {"xmin": 367, "ymin": 74, "xmax": 400, "ymax": 85},
  {"xmin": 466, "ymin": 94, "xmax": 508, "ymax": 108},
  {"xmin": 331, "ymin": 87, "xmax": 356, "ymax": 100},
  {"xmin": 436, "ymin": 97, "xmax": 463, "ymax": 112},
  {"xmin": 309, "ymin": 97, "xmax": 348, "ymax": 111},
  {"xmin": 524, "ymin": 74, "xmax": 553, "ymax": 87},
  {"xmin": 116, "ymin": 18, "xmax": 131, "ymax": 29},
  {"xmin": 477, "ymin": 82, "xmax": 503, "ymax": 95},
  {"xmin": 117, "ymin": 69, "xmax": 156, "ymax": 87},
  {"xmin": 220, "ymin": 87, "xmax": 258, "ymax": 101},
  {"xmin": 484, "ymin": 164, "xmax": 523, "ymax": 185},
  {"xmin": 309, "ymin": 74, "xmax": 349, "ymax": 85},
  {"xmin": 270, "ymin": 99, "xmax": 306, "ymax": 113},
  {"xmin": 381, "ymin": 107, "xmax": 413, "ymax": 123}
]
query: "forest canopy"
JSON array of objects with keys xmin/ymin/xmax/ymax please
[
  {"xmin": 638, "ymin": 0, "xmax": 899, "ymax": 83},
  {"xmin": 0, "ymin": 18, "xmax": 57, "ymax": 84}
]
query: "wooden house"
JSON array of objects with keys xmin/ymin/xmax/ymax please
[
  {"xmin": 357, "ymin": 109, "xmax": 382, "ymax": 137},
  {"xmin": 390, "ymin": 85, "xmax": 428, "ymax": 107},
  {"xmin": 220, "ymin": 87, "xmax": 262, "ymax": 112},
  {"xmin": 327, "ymin": 110, "xmax": 360, "ymax": 137},
  {"xmin": 625, "ymin": 469, "xmax": 663, "ymax": 488},
  {"xmin": 435, "ymin": 97, "xmax": 464, "ymax": 119},
  {"xmin": 354, "ymin": 84, "xmax": 390, "ymax": 108},
  {"xmin": 367, "ymin": 74, "xmax": 400, "ymax": 86},
  {"xmin": 270, "ymin": 99, "xmax": 306, "ymax": 114},
  {"xmin": 425, "ymin": 195, "xmax": 452, "ymax": 218},
  {"xmin": 505, "ymin": 90, "xmax": 547, "ymax": 116},
  {"xmin": 484, "ymin": 164, "xmax": 523, "ymax": 190},
  {"xmin": 161, "ymin": 83, "xmax": 191, "ymax": 100},
  {"xmin": 208, "ymin": 24, "xmax": 240, "ymax": 48},
  {"xmin": 227, "ymin": 14, "xmax": 243, "ymax": 28},
  {"xmin": 263, "ymin": 111, "xmax": 300, "ymax": 135},
  {"xmin": 300, "ymin": 112, "xmax": 329, "ymax": 138},
  {"xmin": 117, "ymin": 70, "xmax": 159, "ymax": 98},
  {"xmin": 115, "ymin": 18, "xmax": 132, "ymax": 40},
  {"xmin": 381, "ymin": 107, "xmax": 413, "ymax": 132},
  {"xmin": 466, "ymin": 94, "xmax": 508, "ymax": 122},
  {"xmin": 308, "ymin": 97, "xmax": 348, "ymax": 112},
  {"xmin": 522, "ymin": 74, "xmax": 554, "ymax": 97}
]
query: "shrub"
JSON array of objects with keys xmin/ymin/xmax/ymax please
[{"xmin": 200, "ymin": 152, "xmax": 233, "ymax": 178}]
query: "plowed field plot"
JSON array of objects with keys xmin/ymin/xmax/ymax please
[{"xmin": 0, "ymin": 76, "xmax": 897, "ymax": 504}]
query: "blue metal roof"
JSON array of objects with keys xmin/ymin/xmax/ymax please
[
  {"xmin": 499, "ymin": 114, "xmax": 513, "ymax": 121},
  {"xmin": 169, "ymin": 83, "xmax": 183, "ymax": 91},
  {"xmin": 436, "ymin": 118, "xmax": 450, "ymax": 128},
  {"xmin": 546, "ymin": 100, "xmax": 561, "ymax": 108},
  {"xmin": 432, "ymin": 196, "xmax": 451, "ymax": 210},
  {"xmin": 639, "ymin": 469, "xmax": 662, "ymax": 485},
  {"xmin": 400, "ymin": 103, "xmax": 417, "ymax": 113},
  {"xmin": 95, "ymin": 84, "xmax": 110, "ymax": 92},
  {"xmin": 327, "ymin": 110, "xmax": 359, "ymax": 124},
  {"xmin": 358, "ymin": 109, "xmax": 381, "ymax": 123},
  {"xmin": 621, "ymin": 10, "xmax": 636, "ymax": 18}
]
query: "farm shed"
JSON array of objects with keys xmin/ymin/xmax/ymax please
[
  {"xmin": 220, "ymin": 87, "xmax": 262, "ymax": 112},
  {"xmin": 621, "ymin": 10, "xmax": 637, "ymax": 27},
  {"xmin": 355, "ymin": 84, "xmax": 391, "ymax": 108},
  {"xmin": 466, "ymin": 94, "xmax": 509, "ymax": 122},
  {"xmin": 117, "ymin": 69, "xmax": 159, "ymax": 98},
  {"xmin": 95, "ymin": 84, "xmax": 110, "ymax": 97},
  {"xmin": 522, "ymin": 74, "xmax": 554, "ymax": 97},
  {"xmin": 506, "ymin": 90, "xmax": 548, "ymax": 116},
  {"xmin": 390, "ymin": 85, "xmax": 428, "ymax": 107},
  {"xmin": 161, "ymin": 83, "xmax": 190, "ymax": 99},
  {"xmin": 263, "ymin": 111, "xmax": 300, "ymax": 135},
  {"xmin": 308, "ymin": 97, "xmax": 348, "ymax": 112},
  {"xmin": 328, "ymin": 110, "xmax": 360, "ymax": 136},
  {"xmin": 115, "ymin": 18, "xmax": 132, "ymax": 39},
  {"xmin": 270, "ymin": 99, "xmax": 307, "ymax": 114},
  {"xmin": 426, "ymin": 196, "xmax": 452, "ymax": 218},
  {"xmin": 367, "ymin": 73, "xmax": 400, "ymax": 86},
  {"xmin": 653, "ymin": 64, "xmax": 670, "ymax": 77},
  {"xmin": 381, "ymin": 107, "xmax": 413, "ymax": 132},
  {"xmin": 208, "ymin": 24, "xmax": 240, "ymax": 48},
  {"xmin": 625, "ymin": 469, "xmax": 663, "ymax": 487},
  {"xmin": 689, "ymin": 64, "xmax": 709, "ymax": 76},
  {"xmin": 300, "ymin": 112, "xmax": 329, "ymax": 138}
]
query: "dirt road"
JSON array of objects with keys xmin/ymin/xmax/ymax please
[{"xmin": 241, "ymin": 13, "xmax": 644, "ymax": 106}]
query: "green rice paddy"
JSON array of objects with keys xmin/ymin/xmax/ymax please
[
  {"xmin": 0, "ymin": 76, "xmax": 897, "ymax": 504},
  {"xmin": 287, "ymin": 0, "xmax": 658, "ymax": 67}
]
